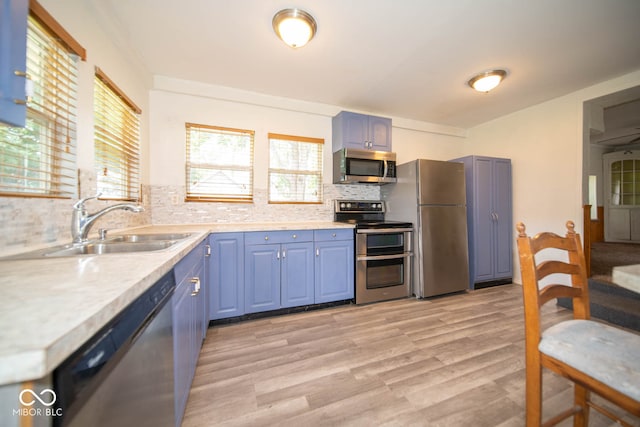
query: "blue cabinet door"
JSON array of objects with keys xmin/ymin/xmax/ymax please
[
  {"xmin": 281, "ymin": 241, "xmax": 314, "ymax": 308},
  {"xmin": 173, "ymin": 241, "xmax": 207, "ymax": 427},
  {"xmin": 315, "ymin": 239, "xmax": 354, "ymax": 303},
  {"xmin": 209, "ymin": 233, "xmax": 244, "ymax": 319},
  {"xmin": 0, "ymin": 0, "xmax": 28, "ymax": 127},
  {"xmin": 173, "ymin": 274, "xmax": 195, "ymax": 427},
  {"xmin": 245, "ymin": 243, "xmax": 281, "ymax": 313},
  {"xmin": 193, "ymin": 256, "xmax": 206, "ymax": 344},
  {"xmin": 472, "ymin": 157, "xmax": 495, "ymax": 283},
  {"xmin": 368, "ymin": 115, "xmax": 392, "ymax": 151},
  {"xmin": 493, "ymin": 158, "xmax": 513, "ymax": 279},
  {"xmin": 332, "ymin": 111, "xmax": 392, "ymax": 151}
]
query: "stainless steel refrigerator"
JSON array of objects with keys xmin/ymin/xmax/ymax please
[{"xmin": 383, "ymin": 159, "xmax": 470, "ymax": 297}]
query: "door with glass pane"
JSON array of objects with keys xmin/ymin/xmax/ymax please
[{"xmin": 604, "ymin": 151, "xmax": 640, "ymax": 242}]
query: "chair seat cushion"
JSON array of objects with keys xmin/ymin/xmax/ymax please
[{"xmin": 539, "ymin": 319, "xmax": 640, "ymax": 402}]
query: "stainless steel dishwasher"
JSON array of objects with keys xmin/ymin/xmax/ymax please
[{"xmin": 53, "ymin": 270, "xmax": 175, "ymax": 427}]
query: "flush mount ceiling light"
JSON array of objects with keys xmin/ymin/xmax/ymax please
[
  {"xmin": 468, "ymin": 69, "xmax": 507, "ymax": 93},
  {"xmin": 272, "ymin": 8, "xmax": 317, "ymax": 48}
]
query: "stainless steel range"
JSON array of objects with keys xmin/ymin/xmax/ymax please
[{"xmin": 334, "ymin": 200, "xmax": 413, "ymax": 304}]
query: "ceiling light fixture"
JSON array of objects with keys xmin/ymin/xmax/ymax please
[
  {"xmin": 272, "ymin": 8, "xmax": 317, "ymax": 48},
  {"xmin": 468, "ymin": 69, "xmax": 507, "ymax": 93}
]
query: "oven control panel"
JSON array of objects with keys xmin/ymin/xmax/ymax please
[{"xmin": 335, "ymin": 200, "xmax": 385, "ymax": 213}]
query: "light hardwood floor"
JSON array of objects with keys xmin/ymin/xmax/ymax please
[{"xmin": 182, "ymin": 284, "xmax": 639, "ymax": 427}]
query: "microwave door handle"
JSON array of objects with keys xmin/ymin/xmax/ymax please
[{"xmin": 383, "ymin": 160, "xmax": 388, "ymax": 179}]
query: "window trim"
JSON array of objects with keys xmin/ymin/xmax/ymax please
[
  {"xmin": 268, "ymin": 132, "xmax": 324, "ymax": 205},
  {"xmin": 30, "ymin": 0, "xmax": 86, "ymax": 60},
  {"xmin": 95, "ymin": 67, "xmax": 141, "ymax": 114}
]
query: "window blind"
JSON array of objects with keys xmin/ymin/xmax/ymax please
[
  {"xmin": 0, "ymin": 15, "xmax": 80, "ymax": 198},
  {"xmin": 185, "ymin": 123, "xmax": 254, "ymax": 202},
  {"xmin": 268, "ymin": 133, "xmax": 323, "ymax": 204},
  {"xmin": 94, "ymin": 68, "xmax": 141, "ymax": 201}
]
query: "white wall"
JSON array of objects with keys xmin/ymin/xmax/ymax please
[
  {"xmin": 466, "ymin": 70, "xmax": 640, "ymax": 284},
  {"xmin": 39, "ymin": 0, "xmax": 152, "ymax": 180},
  {"xmin": 147, "ymin": 76, "xmax": 468, "ymax": 223}
]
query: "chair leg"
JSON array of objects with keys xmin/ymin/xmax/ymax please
[
  {"xmin": 526, "ymin": 364, "xmax": 543, "ymax": 426},
  {"xmin": 573, "ymin": 385, "xmax": 589, "ymax": 427}
]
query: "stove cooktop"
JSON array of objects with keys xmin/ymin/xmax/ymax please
[{"xmin": 334, "ymin": 200, "xmax": 412, "ymax": 230}]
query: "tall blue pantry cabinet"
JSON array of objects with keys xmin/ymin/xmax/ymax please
[{"xmin": 451, "ymin": 156, "xmax": 513, "ymax": 289}]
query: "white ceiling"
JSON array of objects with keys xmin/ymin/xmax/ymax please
[{"xmin": 102, "ymin": 0, "xmax": 640, "ymax": 129}]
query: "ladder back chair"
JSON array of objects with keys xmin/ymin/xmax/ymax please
[{"xmin": 516, "ymin": 221, "xmax": 640, "ymax": 426}]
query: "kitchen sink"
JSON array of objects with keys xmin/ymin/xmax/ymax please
[
  {"xmin": 107, "ymin": 232, "xmax": 192, "ymax": 243},
  {"xmin": 45, "ymin": 241, "xmax": 176, "ymax": 256},
  {"xmin": 0, "ymin": 233, "xmax": 191, "ymax": 260}
]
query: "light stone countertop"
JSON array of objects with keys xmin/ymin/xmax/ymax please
[{"xmin": 0, "ymin": 221, "xmax": 353, "ymax": 386}]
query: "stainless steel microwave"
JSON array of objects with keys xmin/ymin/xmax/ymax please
[{"xmin": 333, "ymin": 148, "xmax": 397, "ymax": 184}]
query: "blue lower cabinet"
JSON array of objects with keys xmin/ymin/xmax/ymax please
[
  {"xmin": 208, "ymin": 233, "xmax": 244, "ymax": 319},
  {"xmin": 314, "ymin": 238, "xmax": 354, "ymax": 303},
  {"xmin": 281, "ymin": 242, "xmax": 315, "ymax": 308},
  {"xmin": 173, "ymin": 241, "xmax": 206, "ymax": 427},
  {"xmin": 213, "ymin": 229, "xmax": 354, "ymax": 317},
  {"xmin": 244, "ymin": 243, "xmax": 281, "ymax": 313},
  {"xmin": 172, "ymin": 275, "xmax": 194, "ymax": 427}
]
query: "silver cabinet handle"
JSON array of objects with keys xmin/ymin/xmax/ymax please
[
  {"xmin": 282, "ymin": 250, "xmax": 286, "ymax": 259},
  {"xmin": 205, "ymin": 244, "xmax": 211, "ymax": 257},
  {"xmin": 276, "ymin": 250, "xmax": 280, "ymax": 260},
  {"xmin": 13, "ymin": 70, "xmax": 33, "ymax": 105},
  {"xmin": 190, "ymin": 277, "xmax": 200, "ymax": 296},
  {"xmin": 292, "ymin": 234, "xmax": 297, "ymax": 239},
  {"xmin": 316, "ymin": 248, "xmax": 320, "ymax": 256}
]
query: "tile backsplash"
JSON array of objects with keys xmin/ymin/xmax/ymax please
[
  {"xmin": 149, "ymin": 184, "xmax": 380, "ymax": 224},
  {"xmin": 0, "ymin": 173, "xmax": 380, "ymax": 255}
]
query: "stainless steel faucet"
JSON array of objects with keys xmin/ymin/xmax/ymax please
[{"xmin": 71, "ymin": 193, "xmax": 144, "ymax": 243}]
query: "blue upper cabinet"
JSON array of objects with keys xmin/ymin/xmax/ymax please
[
  {"xmin": 332, "ymin": 111, "xmax": 392, "ymax": 152},
  {"xmin": 0, "ymin": 0, "xmax": 28, "ymax": 127}
]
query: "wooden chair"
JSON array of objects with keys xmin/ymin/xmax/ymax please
[{"xmin": 516, "ymin": 221, "xmax": 640, "ymax": 426}]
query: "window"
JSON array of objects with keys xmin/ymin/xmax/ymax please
[
  {"xmin": 268, "ymin": 133, "xmax": 323, "ymax": 203},
  {"xmin": 94, "ymin": 67, "xmax": 141, "ymax": 201},
  {"xmin": 185, "ymin": 123, "xmax": 254, "ymax": 202},
  {"xmin": 0, "ymin": 3, "xmax": 85, "ymax": 198},
  {"xmin": 610, "ymin": 159, "xmax": 640, "ymax": 206}
]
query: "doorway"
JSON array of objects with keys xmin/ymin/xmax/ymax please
[{"xmin": 584, "ymin": 86, "xmax": 640, "ymax": 278}]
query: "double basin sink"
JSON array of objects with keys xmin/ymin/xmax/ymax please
[{"xmin": 2, "ymin": 233, "xmax": 192, "ymax": 260}]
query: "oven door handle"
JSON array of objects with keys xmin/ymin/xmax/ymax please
[
  {"xmin": 356, "ymin": 228, "xmax": 413, "ymax": 234},
  {"xmin": 357, "ymin": 252, "xmax": 412, "ymax": 261}
]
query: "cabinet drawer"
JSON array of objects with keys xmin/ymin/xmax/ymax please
[
  {"xmin": 174, "ymin": 244, "xmax": 204, "ymax": 283},
  {"xmin": 244, "ymin": 230, "xmax": 313, "ymax": 245},
  {"xmin": 314, "ymin": 228, "xmax": 354, "ymax": 242}
]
